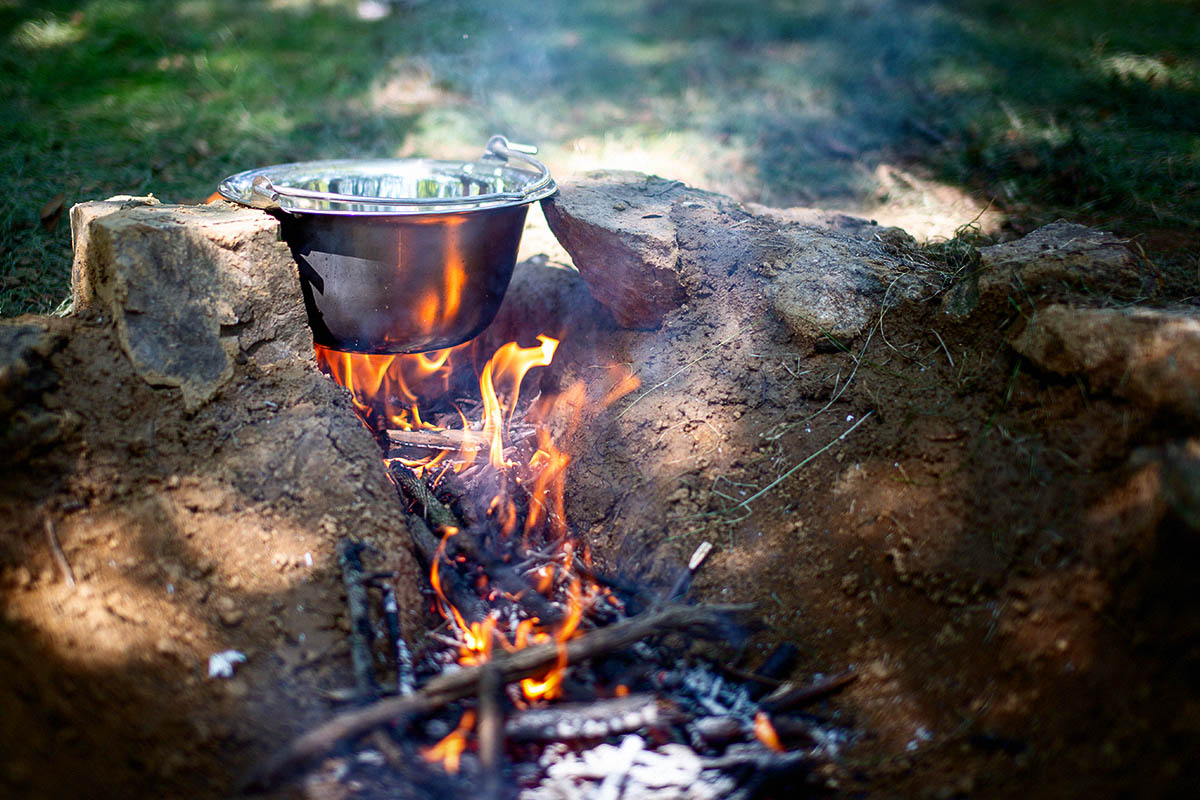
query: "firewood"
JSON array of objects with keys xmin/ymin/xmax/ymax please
[
  {"xmin": 386, "ymin": 426, "xmax": 535, "ymax": 455},
  {"xmin": 238, "ymin": 603, "xmax": 753, "ymax": 792},
  {"xmin": 386, "ymin": 427, "xmax": 491, "ymax": 452},
  {"xmin": 504, "ymin": 694, "xmax": 675, "ymax": 743},
  {"xmin": 758, "ymin": 668, "xmax": 857, "ymax": 713},
  {"xmin": 476, "ymin": 664, "xmax": 506, "ymax": 799},
  {"xmin": 338, "ymin": 540, "xmax": 378, "ymax": 702},
  {"xmin": 390, "ymin": 462, "xmax": 463, "ymax": 532}
]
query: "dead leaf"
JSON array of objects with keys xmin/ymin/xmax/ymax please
[{"xmin": 39, "ymin": 193, "xmax": 65, "ymax": 232}]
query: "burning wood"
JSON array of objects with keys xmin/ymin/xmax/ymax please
[
  {"xmin": 240, "ymin": 603, "xmax": 754, "ymax": 791},
  {"xmin": 297, "ymin": 329, "xmax": 849, "ymax": 798}
]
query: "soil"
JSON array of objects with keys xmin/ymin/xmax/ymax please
[{"xmin": 2, "ymin": 211, "xmax": 1198, "ymax": 800}]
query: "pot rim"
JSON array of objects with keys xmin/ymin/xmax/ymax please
[{"xmin": 217, "ymin": 135, "xmax": 556, "ymax": 217}]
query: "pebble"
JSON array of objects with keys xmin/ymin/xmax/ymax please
[{"xmin": 12, "ymin": 566, "xmax": 32, "ymax": 589}]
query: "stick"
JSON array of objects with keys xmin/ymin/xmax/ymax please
[
  {"xmin": 387, "ymin": 426, "xmax": 535, "ymax": 453},
  {"xmin": 759, "ymin": 669, "xmax": 857, "ymax": 713},
  {"xmin": 390, "ymin": 462, "xmax": 463, "ymax": 532},
  {"xmin": 381, "ymin": 583, "xmax": 414, "ymax": 696},
  {"xmin": 504, "ymin": 694, "xmax": 671, "ymax": 742},
  {"xmin": 477, "ymin": 664, "xmax": 506, "ymax": 799},
  {"xmin": 239, "ymin": 603, "xmax": 752, "ymax": 792},
  {"xmin": 338, "ymin": 541, "xmax": 378, "ymax": 703},
  {"xmin": 404, "ymin": 514, "xmax": 491, "ymax": 627},
  {"xmin": 666, "ymin": 540, "xmax": 713, "ymax": 601},
  {"xmin": 43, "ymin": 515, "xmax": 74, "ymax": 589},
  {"xmin": 387, "ymin": 427, "xmax": 492, "ymax": 451}
]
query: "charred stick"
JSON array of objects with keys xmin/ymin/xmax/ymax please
[
  {"xmin": 747, "ymin": 642, "xmax": 798, "ymax": 700},
  {"xmin": 504, "ymin": 694, "xmax": 674, "ymax": 743},
  {"xmin": 390, "ymin": 462, "xmax": 463, "ymax": 532},
  {"xmin": 690, "ymin": 714, "xmax": 817, "ymax": 748},
  {"xmin": 666, "ymin": 541, "xmax": 713, "ymax": 601},
  {"xmin": 759, "ymin": 668, "xmax": 858, "ymax": 713},
  {"xmin": 240, "ymin": 603, "xmax": 753, "ymax": 792},
  {"xmin": 477, "ymin": 664, "xmax": 506, "ymax": 800},
  {"xmin": 338, "ymin": 540, "xmax": 379, "ymax": 703},
  {"xmin": 404, "ymin": 514, "xmax": 491, "ymax": 626},
  {"xmin": 381, "ymin": 583, "xmax": 415, "ymax": 696}
]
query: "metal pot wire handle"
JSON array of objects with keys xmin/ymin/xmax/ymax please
[{"xmin": 245, "ymin": 135, "xmax": 552, "ymax": 212}]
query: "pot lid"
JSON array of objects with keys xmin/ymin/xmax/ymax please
[{"xmin": 217, "ymin": 135, "xmax": 556, "ymax": 215}]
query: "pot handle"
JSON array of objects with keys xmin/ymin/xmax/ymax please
[{"xmin": 483, "ymin": 135, "xmax": 554, "ymax": 201}]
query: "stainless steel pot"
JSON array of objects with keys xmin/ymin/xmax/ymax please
[{"xmin": 217, "ymin": 135, "xmax": 556, "ymax": 354}]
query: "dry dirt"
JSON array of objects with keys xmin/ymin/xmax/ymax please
[{"xmin": 1, "ymin": 194, "xmax": 1198, "ymax": 800}]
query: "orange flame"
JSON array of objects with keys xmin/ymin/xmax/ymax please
[
  {"xmin": 422, "ymin": 709, "xmax": 476, "ymax": 773},
  {"xmin": 519, "ymin": 575, "xmax": 584, "ymax": 701},
  {"xmin": 317, "ymin": 330, "xmax": 636, "ymax": 707},
  {"xmin": 524, "ymin": 429, "xmax": 570, "ymax": 544},
  {"xmin": 479, "ymin": 336, "xmax": 558, "ymax": 470},
  {"xmin": 754, "ymin": 711, "xmax": 785, "ymax": 752}
]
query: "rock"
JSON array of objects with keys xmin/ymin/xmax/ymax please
[
  {"xmin": 544, "ymin": 170, "xmax": 922, "ymax": 340},
  {"xmin": 70, "ymin": 199, "xmax": 312, "ymax": 410},
  {"xmin": 0, "ymin": 319, "xmax": 72, "ymax": 465},
  {"xmin": 1010, "ymin": 305, "xmax": 1200, "ymax": 420},
  {"xmin": 945, "ymin": 221, "xmax": 1143, "ymax": 315},
  {"xmin": 542, "ymin": 171, "xmax": 688, "ymax": 329}
]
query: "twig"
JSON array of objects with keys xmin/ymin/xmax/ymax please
[
  {"xmin": 239, "ymin": 603, "xmax": 753, "ymax": 792},
  {"xmin": 738, "ymin": 412, "xmax": 873, "ymax": 511},
  {"xmin": 477, "ymin": 664, "xmax": 506, "ymax": 799},
  {"xmin": 666, "ymin": 540, "xmax": 713, "ymax": 601},
  {"xmin": 389, "ymin": 462, "xmax": 462, "ymax": 532},
  {"xmin": 43, "ymin": 515, "xmax": 74, "ymax": 589},
  {"xmin": 381, "ymin": 583, "xmax": 414, "ymax": 696},
  {"xmin": 759, "ymin": 669, "xmax": 858, "ymax": 712},
  {"xmin": 338, "ymin": 541, "xmax": 378, "ymax": 703}
]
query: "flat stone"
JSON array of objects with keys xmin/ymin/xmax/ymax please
[
  {"xmin": 1010, "ymin": 304, "xmax": 1200, "ymax": 421},
  {"xmin": 945, "ymin": 221, "xmax": 1144, "ymax": 315},
  {"xmin": 70, "ymin": 200, "xmax": 312, "ymax": 410},
  {"xmin": 543, "ymin": 170, "xmax": 921, "ymax": 341},
  {"xmin": 542, "ymin": 171, "xmax": 687, "ymax": 329}
]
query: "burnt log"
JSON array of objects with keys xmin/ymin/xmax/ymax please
[{"xmin": 240, "ymin": 603, "xmax": 754, "ymax": 791}]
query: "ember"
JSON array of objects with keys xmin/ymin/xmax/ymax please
[{"xmin": 252, "ymin": 327, "xmax": 856, "ymax": 797}]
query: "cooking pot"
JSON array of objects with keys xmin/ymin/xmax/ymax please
[{"xmin": 217, "ymin": 135, "xmax": 556, "ymax": 354}]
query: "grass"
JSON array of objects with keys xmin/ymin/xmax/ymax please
[{"xmin": 3, "ymin": 0, "xmax": 1198, "ymax": 316}]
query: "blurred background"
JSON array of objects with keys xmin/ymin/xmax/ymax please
[{"xmin": 2, "ymin": 0, "xmax": 1197, "ymax": 315}]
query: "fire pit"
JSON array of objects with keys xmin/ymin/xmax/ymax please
[
  {"xmin": 235, "ymin": 327, "xmax": 854, "ymax": 798},
  {"xmin": 217, "ymin": 135, "xmax": 556, "ymax": 354}
]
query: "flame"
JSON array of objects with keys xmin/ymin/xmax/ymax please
[
  {"xmin": 479, "ymin": 335, "xmax": 558, "ymax": 470},
  {"xmin": 754, "ymin": 711, "xmax": 785, "ymax": 752},
  {"xmin": 422, "ymin": 709, "xmax": 476, "ymax": 773},
  {"xmin": 524, "ymin": 429, "xmax": 570, "ymax": 544},
  {"xmin": 519, "ymin": 575, "xmax": 584, "ymax": 701},
  {"xmin": 317, "ymin": 329, "xmax": 635, "ymax": 706}
]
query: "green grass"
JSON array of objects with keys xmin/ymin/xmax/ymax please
[{"xmin": 3, "ymin": 0, "xmax": 1197, "ymax": 316}]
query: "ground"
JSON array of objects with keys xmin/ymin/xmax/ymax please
[
  {"xmin": 2, "ymin": 200, "xmax": 1197, "ymax": 798},
  {"xmin": 1, "ymin": 0, "xmax": 1198, "ymax": 796}
]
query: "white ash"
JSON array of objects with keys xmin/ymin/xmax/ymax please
[
  {"xmin": 522, "ymin": 736, "xmax": 736, "ymax": 800},
  {"xmin": 206, "ymin": 649, "xmax": 246, "ymax": 678}
]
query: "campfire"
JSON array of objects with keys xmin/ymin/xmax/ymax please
[{"xmin": 235, "ymin": 331, "xmax": 854, "ymax": 797}]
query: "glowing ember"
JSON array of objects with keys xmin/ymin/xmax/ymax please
[
  {"xmin": 754, "ymin": 711, "xmax": 785, "ymax": 753},
  {"xmin": 421, "ymin": 709, "xmax": 476, "ymax": 773}
]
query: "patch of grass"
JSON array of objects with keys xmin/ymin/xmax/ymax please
[{"xmin": 3, "ymin": 0, "xmax": 1197, "ymax": 316}]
